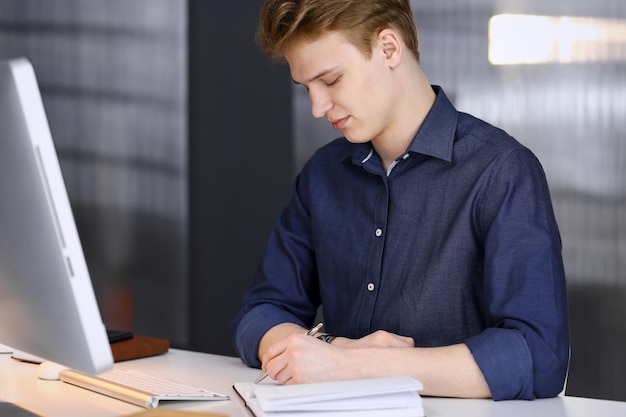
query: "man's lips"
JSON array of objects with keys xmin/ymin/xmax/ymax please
[{"xmin": 329, "ymin": 116, "xmax": 349, "ymax": 129}]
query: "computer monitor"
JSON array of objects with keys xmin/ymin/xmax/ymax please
[{"xmin": 0, "ymin": 57, "xmax": 113, "ymax": 375}]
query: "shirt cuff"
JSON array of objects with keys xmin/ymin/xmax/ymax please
[
  {"xmin": 465, "ymin": 328, "xmax": 534, "ymax": 400},
  {"xmin": 233, "ymin": 304, "xmax": 307, "ymax": 368}
]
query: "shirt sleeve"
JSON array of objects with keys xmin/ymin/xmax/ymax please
[
  {"xmin": 231, "ymin": 303, "xmax": 309, "ymax": 368},
  {"xmin": 230, "ymin": 173, "xmax": 320, "ymax": 367},
  {"xmin": 464, "ymin": 148, "xmax": 569, "ymax": 400}
]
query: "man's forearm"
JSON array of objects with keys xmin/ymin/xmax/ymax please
[{"xmin": 335, "ymin": 342, "xmax": 491, "ymax": 398}]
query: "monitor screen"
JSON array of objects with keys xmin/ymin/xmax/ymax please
[{"xmin": 0, "ymin": 58, "xmax": 113, "ymax": 375}]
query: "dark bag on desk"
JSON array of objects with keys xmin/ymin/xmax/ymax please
[{"xmin": 110, "ymin": 335, "xmax": 170, "ymax": 362}]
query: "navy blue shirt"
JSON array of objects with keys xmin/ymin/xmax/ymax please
[{"xmin": 230, "ymin": 86, "xmax": 569, "ymax": 400}]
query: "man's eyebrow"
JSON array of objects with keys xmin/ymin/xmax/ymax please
[{"xmin": 292, "ymin": 66, "xmax": 340, "ymax": 85}]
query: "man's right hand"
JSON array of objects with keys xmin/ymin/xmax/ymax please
[{"xmin": 258, "ymin": 322, "xmax": 308, "ymax": 366}]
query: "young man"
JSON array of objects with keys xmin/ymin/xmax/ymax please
[{"xmin": 230, "ymin": 0, "xmax": 569, "ymax": 400}]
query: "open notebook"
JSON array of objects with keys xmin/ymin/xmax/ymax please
[{"xmin": 233, "ymin": 376, "xmax": 424, "ymax": 417}]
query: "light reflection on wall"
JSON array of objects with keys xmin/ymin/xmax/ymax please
[{"xmin": 489, "ymin": 14, "xmax": 626, "ymax": 64}]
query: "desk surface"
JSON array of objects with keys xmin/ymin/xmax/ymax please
[{"xmin": 1, "ymin": 346, "xmax": 625, "ymax": 417}]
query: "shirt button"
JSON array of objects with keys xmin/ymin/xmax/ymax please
[
  {"xmin": 402, "ymin": 153, "xmax": 410, "ymax": 160},
  {"xmin": 375, "ymin": 228, "xmax": 383, "ymax": 237},
  {"xmin": 367, "ymin": 283, "xmax": 375, "ymax": 291}
]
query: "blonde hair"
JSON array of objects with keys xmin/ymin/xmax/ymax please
[{"xmin": 257, "ymin": 0, "xmax": 420, "ymax": 62}]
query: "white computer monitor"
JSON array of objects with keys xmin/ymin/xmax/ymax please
[{"xmin": 0, "ymin": 57, "xmax": 113, "ymax": 375}]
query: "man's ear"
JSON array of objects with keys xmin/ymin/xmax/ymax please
[{"xmin": 378, "ymin": 28, "xmax": 402, "ymax": 68}]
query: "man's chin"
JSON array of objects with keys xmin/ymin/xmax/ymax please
[{"xmin": 343, "ymin": 133, "xmax": 370, "ymax": 144}]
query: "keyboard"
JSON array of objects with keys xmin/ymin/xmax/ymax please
[{"xmin": 59, "ymin": 368, "xmax": 229, "ymax": 409}]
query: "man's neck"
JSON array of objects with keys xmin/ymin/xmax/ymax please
[{"xmin": 373, "ymin": 66, "xmax": 436, "ymax": 171}]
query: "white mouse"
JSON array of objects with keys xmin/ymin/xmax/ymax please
[{"xmin": 37, "ymin": 361, "xmax": 69, "ymax": 381}]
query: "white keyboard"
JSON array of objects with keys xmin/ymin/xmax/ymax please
[{"xmin": 59, "ymin": 368, "xmax": 229, "ymax": 409}]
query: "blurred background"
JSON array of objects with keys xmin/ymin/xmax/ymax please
[{"xmin": 0, "ymin": 0, "xmax": 623, "ymax": 402}]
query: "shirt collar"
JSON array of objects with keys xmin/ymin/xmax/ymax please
[
  {"xmin": 345, "ymin": 85, "xmax": 457, "ymax": 165},
  {"xmin": 406, "ymin": 85, "xmax": 456, "ymax": 162}
]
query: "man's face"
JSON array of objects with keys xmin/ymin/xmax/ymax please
[{"xmin": 286, "ymin": 31, "xmax": 396, "ymax": 145}]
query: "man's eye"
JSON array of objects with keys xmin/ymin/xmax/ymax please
[{"xmin": 326, "ymin": 76, "xmax": 341, "ymax": 86}]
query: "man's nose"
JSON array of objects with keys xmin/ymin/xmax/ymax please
[{"xmin": 309, "ymin": 89, "xmax": 333, "ymax": 118}]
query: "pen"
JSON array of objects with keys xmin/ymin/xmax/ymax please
[{"xmin": 254, "ymin": 322, "xmax": 324, "ymax": 384}]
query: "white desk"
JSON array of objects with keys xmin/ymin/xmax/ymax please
[{"xmin": 1, "ymin": 346, "xmax": 625, "ymax": 417}]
